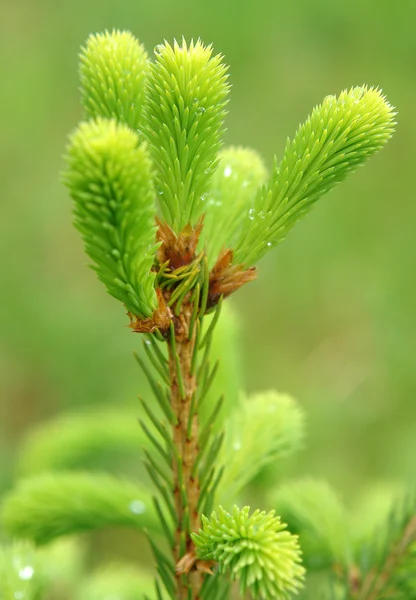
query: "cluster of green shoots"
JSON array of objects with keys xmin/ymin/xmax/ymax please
[{"xmin": 1, "ymin": 29, "xmax": 413, "ymax": 600}]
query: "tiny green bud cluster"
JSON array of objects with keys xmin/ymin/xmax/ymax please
[{"xmin": 192, "ymin": 506, "xmax": 305, "ymax": 600}]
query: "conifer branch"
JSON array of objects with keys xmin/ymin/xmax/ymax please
[
  {"xmin": 17, "ymin": 410, "xmax": 145, "ymax": 475},
  {"xmin": 220, "ymin": 392, "xmax": 305, "ymax": 503},
  {"xmin": 64, "ymin": 118, "xmax": 159, "ymax": 317},
  {"xmin": 271, "ymin": 478, "xmax": 351, "ymax": 570},
  {"xmin": 360, "ymin": 516, "xmax": 416, "ymax": 600},
  {"xmin": 1, "ymin": 472, "xmax": 160, "ymax": 544},
  {"xmin": 167, "ymin": 299, "xmax": 203, "ymax": 598},
  {"xmin": 234, "ymin": 86, "xmax": 396, "ymax": 265},
  {"xmin": 143, "ymin": 39, "xmax": 229, "ymax": 229},
  {"xmin": 353, "ymin": 491, "xmax": 416, "ymax": 600},
  {"xmin": 80, "ymin": 30, "xmax": 148, "ymax": 130},
  {"xmin": 52, "ymin": 30, "xmax": 397, "ymax": 600},
  {"xmin": 202, "ymin": 146, "xmax": 268, "ymax": 266}
]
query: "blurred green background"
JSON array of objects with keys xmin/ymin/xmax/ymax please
[{"xmin": 1, "ymin": 0, "xmax": 415, "ymax": 536}]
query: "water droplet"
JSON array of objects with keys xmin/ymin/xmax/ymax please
[
  {"xmin": 223, "ymin": 166, "xmax": 232, "ymax": 178},
  {"xmin": 19, "ymin": 566, "xmax": 34, "ymax": 581},
  {"xmin": 157, "ymin": 190, "xmax": 164, "ymax": 196},
  {"xmin": 242, "ymin": 180, "xmax": 249, "ymax": 188},
  {"xmin": 144, "ymin": 339, "xmax": 151, "ymax": 346},
  {"xmin": 233, "ymin": 441, "xmax": 242, "ymax": 451},
  {"xmin": 197, "ymin": 106, "xmax": 206, "ymax": 114},
  {"xmin": 323, "ymin": 94, "xmax": 336, "ymax": 104},
  {"xmin": 267, "ymin": 242, "xmax": 272, "ymax": 247},
  {"xmin": 200, "ymin": 193, "xmax": 208, "ymax": 202},
  {"xmin": 129, "ymin": 500, "xmax": 146, "ymax": 515},
  {"xmin": 248, "ymin": 208, "xmax": 255, "ymax": 220}
]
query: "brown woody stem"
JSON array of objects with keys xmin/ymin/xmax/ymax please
[
  {"xmin": 148, "ymin": 220, "xmax": 255, "ymax": 599},
  {"xmin": 168, "ymin": 304, "xmax": 203, "ymax": 599}
]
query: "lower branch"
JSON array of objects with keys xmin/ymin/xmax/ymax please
[{"xmin": 355, "ymin": 515, "xmax": 416, "ymax": 600}]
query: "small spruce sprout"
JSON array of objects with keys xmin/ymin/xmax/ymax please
[
  {"xmin": 192, "ymin": 506, "xmax": 305, "ymax": 600},
  {"xmin": 64, "ymin": 118, "xmax": 159, "ymax": 317},
  {"xmin": 1, "ymin": 29, "xmax": 399, "ymax": 600},
  {"xmin": 80, "ymin": 30, "xmax": 149, "ymax": 129}
]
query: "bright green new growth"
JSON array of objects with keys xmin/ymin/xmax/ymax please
[
  {"xmin": 193, "ymin": 506, "xmax": 305, "ymax": 600},
  {"xmin": 1, "ymin": 472, "xmax": 159, "ymax": 544},
  {"xmin": 234, "ymin": 86, "xmax": 396, "ymax": 265},
  {"xmin": 64, "ymin": 118, "xmax": 158, "ymax": 317},
  {"xmin": 220, "ymin": 392, "xmax": 305, "ymax": 503},
  {"xmin": 202, "ymin": 146, "xmax": 268, "ymax": 265},
  {"xmin": 80, "ymin": 30, "xmax": 148, "ymax": 130},
  {"xmin": 271, "ymin": 479, "xmax": 351, "ymax": 570},
  {"xmin": 143, "ymin": 38, "xmax": 229, "ymax": 230},
  {"xmin": 1, "ymin": 29, "xmax": 398, "ymax": 600},
  {"xmin": 17, "ymin": 410, "xmax": 145, "ymax": 475}
]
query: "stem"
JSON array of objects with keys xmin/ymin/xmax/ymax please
[
  {"xmin": 355, "ymin": 515, "xmax": 416, "ymax": 600},
  {"xmin": 169, "ymin": 304, "xmax": 203, "ymax": 599}
]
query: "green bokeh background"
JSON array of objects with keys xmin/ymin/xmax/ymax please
[{"xmin": 1, "ymin": 0, "xmax": 415, "ymax": 551}]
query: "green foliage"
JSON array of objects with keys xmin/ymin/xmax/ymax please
[
  {"xmin": 36, "ymin": 537, "xmax": 86, "ymax": 592},
  {"xmin": 80, "ymin": 30, "xmax": 148, "ymax": 130},
  {"xmin": 271, "ymin": 479, "xmax": 351, "ymax": 570},
  {"xmin": 64, "ymin": 118, "xmax": 158, "ymax": 317},
  {"xmin": 3, "ymin": 28, "xmax": 398, "ymax": 600},
  {"xmin": 0, "ymin": 542, "xmax": 46, "ymax": 600},
  {"xmin": 143, "ymin": 38, "xmax": 229, "ymax": 229},
  {"xmin": 220, "ymin": 391, "xmax": 305, "ymax": 503},
  {"xmin": 350, "ymin": 482, "xmax": 405, "ymax": 557},
  {"xmin": 355, "ymin": 489, "xmax": 416, "ymax": 599},
  {"xmin": 1, "ymin": 472, "xmax": 160, "ymax": 544},
  {"xmin": 202, "ymin": 146, "xmax": 268, "ymax": 265},
  {"xmin": 0, "ymin": 539, "xmax": 158, "ymax": 600},
  {"xmin": 17, "ymin": 409, "xmax": 145, "ymax": 475},
  {"xmin": 193, "ymin": 505, "xmax": 305, "ymax": 600},
  {"xmin": 234, "ymin": 86, "xmax": 396, "ymax": 265},
  {"xmin": 358, "ymin": 489, "xmax": 416, "ymax": 572},
  {"xmin": 201, "ymin": 302, "xmax": 243, "ymax": 429},
  {"xmin": 76, "ymin": 563, "xmax": 156, "ymax": 600},
  {"xmin": 389, "ymin": 543, "xmax": 416, "ymax": 600}
]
